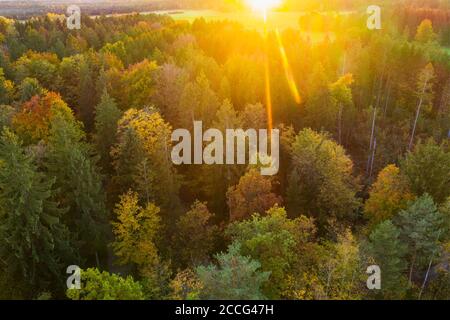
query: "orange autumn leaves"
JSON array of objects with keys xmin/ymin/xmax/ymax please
[{"xmin": 12, "ymin": 92, "xmax": 74, "ymax": 144}]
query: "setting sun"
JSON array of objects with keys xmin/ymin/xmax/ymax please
[{"xmin": 246, "ymin": 0, "xmax": 282, "ymax": 15}]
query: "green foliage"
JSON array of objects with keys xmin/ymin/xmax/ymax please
[
  {"xmin": 196, "ymin": 243, "xmax": 270, "ymax": 300},
  {"xmin": 66, "ymin": 268, "xmax": 144, "ymax": 300},
  {"xmin": 397, "ymin": 194, "xmax": 446, "ymax": 274},
  {"xmin": 46, "ymin": 109, "xmax": 108, "ymax": 259},
  {"xmin": 93, "ymin": 91, "xmax": 122, "ymax": 171},
  {"xmin": 0, "ymin": 128, "xmax": 76, "ymax": 298},
  {"xmin": 226, "ymin": 206, "xmax": 315, "ymax": 299},
  {"xmin": 1, "ymin": 8, "xmax": 449, "ymax": 300},
  {"xmin": 112, "ymin": 108, "xmax": 181, "ymax": 213},
  {"xmin": 287, "ymin": 128, "xmax": 360, "ymax": 227},
  {"xmin": 366, "ymin": 220, "xmax": 408, "ymax": 299},
  {"xmin": 18, "ymin": 77, "xmax": 45, "ymax": 102},
  {"xmin": 401, "ymin": 140, "xmax": 450, "ymax": 204}
]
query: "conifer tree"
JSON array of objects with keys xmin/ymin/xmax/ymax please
[{"xmin": 0, "ymin": 128, "xmax": 76, "ymax": 298}]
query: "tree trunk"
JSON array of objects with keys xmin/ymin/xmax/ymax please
[
  {"xmin": 409, "ymin": 251, "xmax": 416, "ymax": 286},
  {"xmin": 409, "ymin": 80, "xmax": 429, "ymax": 151}
]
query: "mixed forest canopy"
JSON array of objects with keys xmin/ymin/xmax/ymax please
[{"xmin": 0, "ymin": 0, "xmax": 449, "ymax": 300}]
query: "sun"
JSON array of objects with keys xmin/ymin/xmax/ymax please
[{"xmin": 246, "ymin": 0, "xmax": 282, "ymax": 15}]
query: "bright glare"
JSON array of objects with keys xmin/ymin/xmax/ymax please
[{"xmin": 246, "ymin": 0, "xmax": 282, "ymax": 14}]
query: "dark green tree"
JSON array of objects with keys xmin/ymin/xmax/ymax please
[
  {"xmin": 401, "ymin": 140, "xmax": 450, "ymax": 204},
  {"xmin": 46, "ymin": 111, "xmax": 108, "ymax": 263},
  {"xmin": 93, "ymin": 91, "xmax": 122, "ymax": 172},
  {"xmin": 0, "ymin": 128, "xmax": 76, "ymax": 298},
  {"xmin": 396, "ymin": 194, "xmax": 446, "ymax": 284},
  {"xmin": 366, "ymin": 220, "xmax": 408, "ymax": 299},
  {"xmin": 196, "ymin": 243, "xmax": 270, "ymax": 300}
]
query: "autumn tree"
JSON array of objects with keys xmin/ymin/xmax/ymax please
[
  {"xmin": 415, "ymin": 19, "xmax": 438, "ymax": 43},
  {"xmin": 318, "ymin": 229, "xmax": 363, "ymax": 300},
  {"xmin": 151, "ymin": 63, "xmax": 189, "ymax": 125},
  {"xmin": 14, "ymin": 51, "xmax": 60, "ymax": 91},
  {"xmin": 12, "ymin": 92, "xmax": 73, "ymax": 144},
  {"xmin": 242, "ymin": 102, "xmax": 266, "ymax": 130},
  {"xmin": 329, "ymin": 73, "xmax": 355, "ymax": 144},
  {"xmin": 169, "ymin": 269, "xmax": 203, "ymax": 300},
  {"xmin": 111, "ymin": 108, "xmax": 181, "ymax": 213},
  {"xmin": 0, "ymin": 68, "xmax": 14, "ymax": 105},
  {"xmin": 287, "ymin": 128, "xmax": 360, "ymax": 227},
  {"xmin": 227, "ymin": 168, "xmax": 282, "ymax": 221},
  {"xmin": 112, "ymin": 191, "xmax": 161, "ymax": 277},
  {"xmin": 173, "ymin": 201, "xmax": 218, "ymax": 268},
  {"xmin": 120, "ymin": 59, "xmax": 158, "ymax": 110},
  {"xmin": 364, "ymin": 164, "xmax": 415, "ymax": 228}
]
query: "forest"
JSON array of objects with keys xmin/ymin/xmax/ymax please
[{"xmin": 0, "ymin": 0, "xmax": 449, "ymax": 300}]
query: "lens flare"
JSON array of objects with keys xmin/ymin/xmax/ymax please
[{"xmin": 247, "ymin": 0, "xmax": 282, "ymax": 20}]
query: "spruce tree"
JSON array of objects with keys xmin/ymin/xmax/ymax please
[{"xmin": 0, "ymin": 128, "xmax": 76, "ymax": 298}]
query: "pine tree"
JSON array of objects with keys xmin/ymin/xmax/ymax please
[
  {"xmin": 46, "ymin": 111, "xmax": 107, "ymax": 262},
  {"xmin": 367, "ymin": 220, "xmax": 408, "ymax": 299},
  {"xmin": 93, "ymin": 91, "xmax": 122, "ymax": 172},
  {"xmin": 397, "ymin": 194, "xmax": 445, "ymax": 284},
  {"xmin": 196, "ymin": 243, "xmax": 270, "ymax": 300},
  {"xmin": 0, "ymin": 128, "xmax": 76, "ymax": 298}
]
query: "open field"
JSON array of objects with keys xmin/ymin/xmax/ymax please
[{"xmin": 151, "ymin": 9, "xmax": 304, "ymax": 31}]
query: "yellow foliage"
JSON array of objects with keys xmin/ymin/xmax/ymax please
[
  {"xmin": 112, "ymin": 191, "xmax": 161, "ymax": 276},
  {"xmin": 364, "ymin": 164, "xmax": 415, "ymax": 228}
]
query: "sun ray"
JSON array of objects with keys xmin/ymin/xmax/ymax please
[{"xmin": 275, "ymin": 29, "xmax": 302, "ymax": 104}]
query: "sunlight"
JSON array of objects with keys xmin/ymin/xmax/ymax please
[
  {"xmin": 276, "ymin": 29, "xmax": 302, "ymax": 104},
  {"xmin": 246, "ymin": 0, "xmax": 282, "ymax": 20}
]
